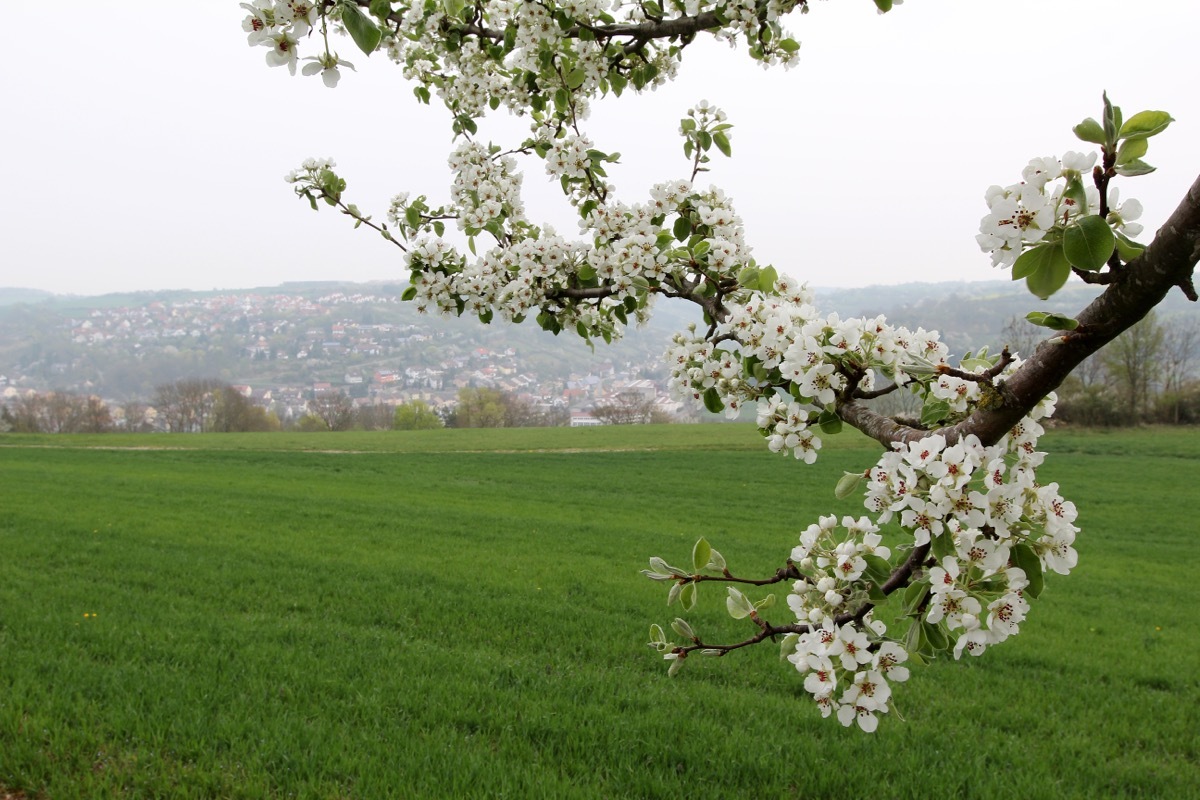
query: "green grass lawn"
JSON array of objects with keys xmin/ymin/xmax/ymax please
[{"xmin": 1, "ymin": 425, "xmax": 1197, "ymax": 798}]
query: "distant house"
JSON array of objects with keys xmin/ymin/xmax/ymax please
[{"xmin": 570, "ymin": 410, "xmax": 603, "ymax": 427}]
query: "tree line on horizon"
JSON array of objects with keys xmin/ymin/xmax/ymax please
[{"xmin": 4, "ymin": 312, "xmax": 1199, "ymax": 434}]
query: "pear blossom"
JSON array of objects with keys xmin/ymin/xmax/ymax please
[
  {"xmin": 986, "ymin": 592, "xmax": 1029, "ymax": 640},
  {"xmin": 241, "ymin": 0, "xmax": 276, "ymax": 44},
  {"xmin": 1107, "ymin": 187, "xmax": 1145, "ymax": 238},
  {"xmin": 873, "ymin": 642, "xmax": 910, "ymax": 683},
  {"xmin": 953, "ymin": 615, "xmax": 991, "ymax": 659},
  {"xmin": 265, "ymin": 31, "xmax": 300, "ymax": 74},
  {"xmin": 302, "ymin": 53, "xmax": 356, "ymax": 88}
]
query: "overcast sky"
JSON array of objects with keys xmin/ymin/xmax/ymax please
[{"xmin": 3, "ymin": 1, "xmax": 1196, "ymax": 297}]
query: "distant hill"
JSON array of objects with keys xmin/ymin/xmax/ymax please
[
  {"xmin": 0, "ymin": 288, "xmax": 54, "ymax": 306},
  {"xmin": 1, "ymin": 279, "xmax": 1195, "ymax": 400},
  {"xmin": 818, "ymin": 280, "xmax": 1197, "ymax": 356}
]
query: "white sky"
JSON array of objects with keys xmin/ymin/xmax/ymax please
[{"xmin": 2, "ymin": 1, "xmax": 1197, "ymax": 297}]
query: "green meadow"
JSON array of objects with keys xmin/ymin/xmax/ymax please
[{"xmin": 1, "ymin": 425, "xmax": 1197, "ymax": 798}]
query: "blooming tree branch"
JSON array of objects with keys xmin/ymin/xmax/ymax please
[{"xmin": 241, "ymin": 0, "xmax": 1196, "ymax": 731}]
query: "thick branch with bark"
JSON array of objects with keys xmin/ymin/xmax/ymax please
[{"xmin": 839, "ymin": 171, "xmax": 1200, "ymax": 450}]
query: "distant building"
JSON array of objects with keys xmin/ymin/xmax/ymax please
[{"xmin": 570, "ymin": 410, "xmax": 603, "ymax": 427}]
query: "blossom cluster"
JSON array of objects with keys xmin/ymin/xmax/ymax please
[
  {"xmin": 776, "ymin": 404, "xmax": 1077, "ymax": 728},
  {"xmin": 241, "ymin": 1, "xmax": 357, "ymax": 86},
  {"xmin": 241, "ymin": 0, "xmax": 807, "ymax": 124},
  {"xmin": 788, "ymin": 515, "xmax": 891, "ymax": 620},
  {"xmin": 785, "ymin": 620, "xmax": 909, "ymax": 732},
  {"xmin": 666, "ymin": 278, "xmax": 949, "ymax": 459},
  {"xmin": 975, "ymin": 152, "xmax": 1143, "ymax": 268},
  {"xmin": 402, "ymin": 132, "xmax": 752, "ymax": 345},
  {"xmin": 976, "ymin": 152, "xmax": 1096, "ymax": 267}
]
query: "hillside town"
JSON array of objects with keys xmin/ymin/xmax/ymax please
[
  {"xmin": 5, "ymin": 279, "xmax": 1199, "ymax": 432},
  {"xmin": 0, "ymin": 286, "xmax": 689, "ymax": 430}
]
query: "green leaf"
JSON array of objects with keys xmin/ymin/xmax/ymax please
[
  {"xmin": 1115, "ymin": 159, "xmax": 1156, "ymax": 177},
  {"xmin": 1072, "ymin": 117, "xmax": 1106, "ymax": 145},
  {"xmin": 725, "ymin": 587, "xmax": 754, "ymax": 620},
  {"xmin": 671, "ymin": 617, "xmax": 695, "ymax": 640},
  {"xmin": 931, "ymin": 530, "xmax": 955, "ymax": 561},
  {"xmin": 342, "ymin": 3, "xmax": 382, "ymax": 55},
  {"xmin": 1102, "ymin": 92, "xmax": 1120, "ymax": 147},
  {"xmin": 712, "ymin": 131, "xmax": 732, "ymax": 157},
  {"xmin": 873, "ymin": 0, "xmax": 893, "ymax": 10},
  {"xmin": 737, "ymin": 265, "xmax": 759, "ymax": 288},
  {"xmin": 405, "ymin": 206, "xmax": 422, "ymax": 228},
  {"xmin": 1025, "ymin": 255, "xmax": 1072, "ymax": 300},
  {"xmin": 903, "ymin": 580, "xmax": 929, "ymax": 616},
  {"xmin": 666, "ymin": 654, "xmax": 684, "ymax": 676},
  {"xmin": 1012, "ymin": 243, "xmax": 1066, "ymax": 281},
  {"xmin": 1025, "ymin": 311, "xmax": 1079, "ymax": 331},
  {"xmin": 817, "ymin": 409, "xmax": 842, "ymax": 435},
  {"xmin": 904, "ymin": 618, "xmax": 924, "ymax": 655},
  {"xmin": 778, "ymin": 38, "xmax": 800, "ymax": 54},
  {"xmin": 564, "ymin": 68, "xmax": 586, "ymax": 89},
  {"xmin": 921, "ymin": 621, "xmax": 948, "ymax": 652},
  {"xmin": 692, "ymin": 537, "xmax": 712, "ymax": 573},
  {"xmin": 920, "ymin": 399, "xmax": 950, "ymax": 428},
  {"xmin": 680, "ymin": 581, "xmax": 697, "ymax": 611},
  {"xmin": 1118, "ymin": 110, "xmax": 1174, "ymax": 141},
  {"xmin": 369, "ymin": 0, "xmax": 392, "ymax": 18},
  {"xmin": 834, "ymin": 470, "xmax": 864, "ymax": 500},
  {"xmin": 702, "ymin": 387, "xmax": 724, "ymax": 414},
  {"xmin": 707, "ymin": 548, "xmax": 726, "ymax": 572},
  {"xmin": 649, "ymin": 623, "xmax": 666, "ymax": 645},
  {"xmin": 1012, "ymin": 542, "xmax": 1045, "ymax": 600},
  {"xmin": 779, "ymin": 633, "xmax": 799, "ymax": 661},
  {"xmin": 754, "ymin": 593, "xmax": 776, "ymax": 611},
  {"xmin": 401, "ymin": 286, "xmax": 417, "ymax": 302},
  {"xmin": 1114, "ymin": 231, "xmax": 1146, "ymax": 262},
  {"xmin": 1063, "ymin": 214, "xmax": 1116, "ymax": 272},
  {"xmin": 1062, "ymin": 176, "xmax": 1090, "ymax": 213},
  {"xmin": 757, "ymin": 265, "xmax": 778, "ymax": 292},
  {"xmin": 867, "ymin": 581, "xmax": 888, "ymax": 605},
  {"xmin": 1116, "ymin": 137, "xmax": 1149, "ymax": 166},
  {"xmin": 673, "ymin": 215, "xmax": 692, "ymax": 241},
  {"xmin": 863, "ymin": 554, "xmax": 892, "ymax": 583}
]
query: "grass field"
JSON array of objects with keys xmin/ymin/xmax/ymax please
[{"xmin": 1, "ymin": 425, "xmax": 1198, "ymax": 798}]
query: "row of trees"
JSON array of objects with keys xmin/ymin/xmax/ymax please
[
  {"xmin": 153, "ymin": 379, "xmax": 281, "ymax": 433},
  {"xmin": 1008, "ymin": 313, "xmax": 1200, "ymax": 426},
  {"xmin": 2, "ymin": 382, "xmax": 575, "ymax": 434},
  {"xmin": 0, "ymin": 380, "xmax": 282, "ymax": 434},
  {"xmin": 296, "ymin": 387, "xmax": 568, "ymax": 430},
  {"xmin": 1, "ymin": 391, "xmax": 115, "ymax": 434}
]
